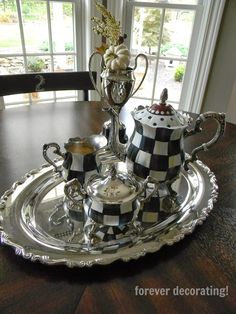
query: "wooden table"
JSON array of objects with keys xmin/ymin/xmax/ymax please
[{"xmin": 0, "ymin": 102, "xmax": 235, "ymax": 313}]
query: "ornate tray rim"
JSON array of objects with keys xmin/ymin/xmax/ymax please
[{"xmin": 0, "ymin": 159, "xmax": 218, "ymax": 267}]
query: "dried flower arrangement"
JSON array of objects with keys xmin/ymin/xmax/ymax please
[{"xmin": 91, "ymin": 1, "xmax": 130, "ymax": 71}]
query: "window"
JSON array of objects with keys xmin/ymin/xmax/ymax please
[
  {"xmin": 123, "ymin": 0, "xmax": 226, "ymax": 113},
  {"xmin": 0, "ymin": 0, "xmax": 226, "ymax": 112},
  {"xmin": 0, "ymin": 0, "xmax": 82, "ymax": 107}
]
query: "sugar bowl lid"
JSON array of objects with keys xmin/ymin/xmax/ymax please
[
  {"xmin": 133, "ymin": 88, "xmax": 190, "ymax": 128},
  {"xmin": 86, "ymin": 165, "xmax": 141, "ymax": 204}
]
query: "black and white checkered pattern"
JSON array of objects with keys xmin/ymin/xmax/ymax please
[
  {"xmin": 137, "ymin": 187, "xmax": 168, "ymax": 226},
  {"xmin": 62, "ymin": 151, "xmax": 98, "ymax": 184},
  {"xmin": 126, "ymin": 120, "xmax": 185, "ymax": 182},
  {"xmin": 94, "ymin": 225, "xmax": 130, "ymax": 242},
  {"xmin": 85, "ymin": 198, "xmax": 139, "ymax": 226}
]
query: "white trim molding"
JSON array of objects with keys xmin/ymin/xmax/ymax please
[
  {"xmin": 179, "ymin": 0, "xmax": 226, "ymax": 113},
  {"xmin": 107, "ymin": 0, "xmax": 125, "ymax": 30},
  {"xmin": 0, "ymin": 97, "xmax": 5, "ymax": 110}
]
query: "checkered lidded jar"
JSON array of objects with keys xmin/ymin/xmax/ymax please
[{"xmin": 126, "ymin": 88, "xmax": 191, "ymax": 182}]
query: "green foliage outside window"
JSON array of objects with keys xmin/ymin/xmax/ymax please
[
  {"xmin": 39, "ymin": 41, "xmax": 73, "ymax": 52},
  {"xmin": 174, "ymin": 64, "xmax": 185, "ymax": 82},
  {"xmin": 27, "ymin": 57, "xmax": 46, "ymax": 73},
  {"xmin": 0, "ymin": 1, "xmax": 72, "ymax": 23},
  {"xmin": 161, "ymin": 43, "xmax": 188, "ymax": 58},
  {"xmin": 134, "ymin": 8, "xmax": 170, "ymax": 54}
]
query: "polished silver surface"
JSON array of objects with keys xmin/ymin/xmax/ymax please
[
  {"xmin": 88, "ymin": 52, "xmax": 148, "ymax": 111},
  {"xmin": 86, "ymin": 165, "xmax": 142, "ymax": 204},
  {"xmin": 0, "ymin": 159, "xmax": 218, "ymax": 267},
  {"xmin": 89, "ymin": 52, "xmax": 148, "ymax": 161}
]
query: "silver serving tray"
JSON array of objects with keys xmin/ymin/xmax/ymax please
[{"xmin": 0, "ymin": 160, "xmax": 218, "ymax": 267}]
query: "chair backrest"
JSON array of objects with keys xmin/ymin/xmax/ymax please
[{"xmin": 0, "ymin": 71, "xmax": 96, "ymax": 101}]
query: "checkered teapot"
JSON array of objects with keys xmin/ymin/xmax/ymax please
[{"xmin": 126, "ymin": 88, "xmax": 226, "ymax": 183}]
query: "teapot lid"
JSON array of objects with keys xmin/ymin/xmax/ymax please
[
  {"xmin": 133, "ymin": 88, "xmax": 190, "ymax": 128},
  {"xmin": 148, "ymin": 88, "xmax": 174, "ymax": 116}
]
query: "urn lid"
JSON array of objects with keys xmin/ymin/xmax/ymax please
[{"xmin": 133, "ymin": 88, "xmax": 190, "ymax": 129}]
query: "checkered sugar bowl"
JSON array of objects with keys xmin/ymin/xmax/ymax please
[
  {"xmin": 126, "ymin": 88, "xmax": 226, "ymax": 184},
  {"xmin": 64, "ymin": 164, "xmax": 155, "ymax": 241}
]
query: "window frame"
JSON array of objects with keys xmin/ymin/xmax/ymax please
[
  {"xmin": 0, "ymin": 0, "xmax": 226, "ymax": 112},
  {"xmin": 111, "ymin": 0, "xmax": 226, "ymax": 113},
  {"xmin": 0, "ymin": 0, "xmax": 84, "ymax": 108}
]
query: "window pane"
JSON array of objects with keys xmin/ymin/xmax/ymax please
[
  {"xmin": 53, "ymin": 55, "xmax": 75, "ymax": 71},
  {"xmin": 130, "ymin": 55, "xmax": 156, "ymax": 99},
  {"xmin": 0, "ymin": 0, "xmax": 22, "ymax": 54},
  {"xmin": 0, "ymin": 57, "xmax": 25, "ymax": 74},
  {"xmin": 56, "ymin": 97, "xmax": 77, "ymax": 103},
  {"xmin": 56, "ymin": 90, "xmax": 77, "ymax": 99},
  {"xmin": 21, "ymin": 0, "xmax": 49, "ymax": 53},
  {"xmin": 133, "ymin": 1, "xmax": 198, "ymax": 4},
  {"xmin": 27, "ymin": 56, "xmax": 50, "ymax": 72},
  {"xmin": 32, "ymin": 91, "xmax": 54, "ymax": 102},
  {"xmin": 131, "ymin": 7, "xmax": 162, "ymax": 55},
  {"xmin": 154, "ymin": 60, "xmax": 186, "ymax": 102},
  {"xmin": 160, "ymin": 9, "xmax": 195, "ymax": 58},
  {"xmin": 50, "ymin": 2, "xmax": 75, "ymax": 53},
  {"xmin": 55, "ymin": 90, "xmax": 79, "ymax": 101},
  {"xmin": 4, "ymin": 93, "xmax": 29, "ymax": 105}
]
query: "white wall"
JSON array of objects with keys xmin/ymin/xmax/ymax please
[
  {"xmin": 202, "ymin": 0, "xmax": 236, "ymax": 124},
  {"xmin": 226, "ymin": 79, "xmax": 236, "ymax": 124}
]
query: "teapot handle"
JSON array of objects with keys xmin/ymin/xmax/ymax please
[
  {"xmin": 43, "ymin": 143, "xmax": 65, "ymax": 172},
  {"xmin": 64, "ymin": 178, "xmax": 86, "ymax": 209},
  {"xmin": 131, "ymin": 53, "xmax": 148, "ymax": 97},
  {"xmin": 184, "ymin": 112, "xmax": 226, "ymax": 170}
]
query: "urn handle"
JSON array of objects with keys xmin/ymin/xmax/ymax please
[
  {"xmin": 184, "ymin": 112, "xmax": 226, "ymax": 170},
  {"xmin": 88, "ymin": 51, "xmax": 104, "ymax": 98},
  {"xmin": 131, "ymin": 54, "xmax": 148, "ymax": 97},
  {"xmin": 64, "ymin": 178, "xmax": 86, "ymax": 209},
  {"xmin": 43, "ymin": 142, "xmax": 65, "ymax": 172}
]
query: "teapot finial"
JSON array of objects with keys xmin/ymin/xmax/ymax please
[{"xmin": 160, "ymin": 88, "xmax": 168, "ymax": 104}]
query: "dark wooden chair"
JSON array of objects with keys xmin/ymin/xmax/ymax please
[{"xmin": 0, "ymin": 71, "xmax": 97, "ymax": 101}]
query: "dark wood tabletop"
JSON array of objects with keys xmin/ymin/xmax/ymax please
[{"xmin": 0, "ymin": 102, "xmax": 235, "ymax": 314}]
